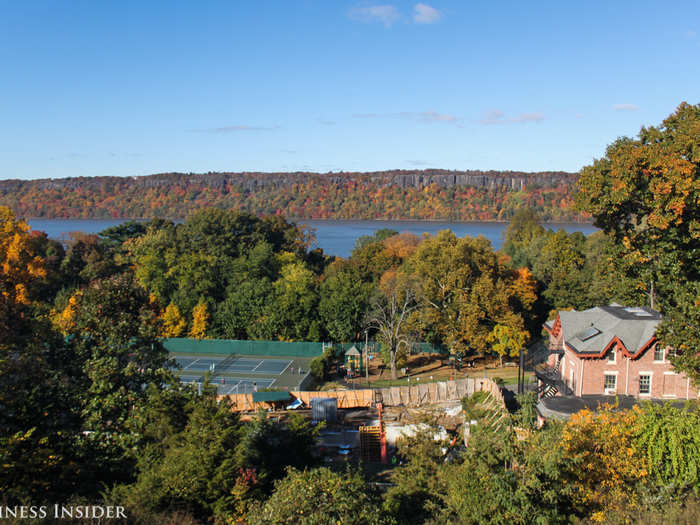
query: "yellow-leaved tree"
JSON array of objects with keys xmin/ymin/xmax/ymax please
[
  {"xmin": 486, "ymin": 324, "xmax": 529, "ymax": 367},
  {"xmin": 560, "ymin": 406, "xmax": 647, "ymax": 521},
  {"xmin": 161, "ymin": 302, "xmax": 187, "ymax": 337},
  {"xmin": 189, "ymin": 302, "xmax": 210, "ymax": 339},
  {"xmin": 0, "ymin": 206, "xmax": 47, "ymax": 344},
  {"xmin": 1, "ymin": 206, "xmax": 47, "ymax": 299},
  {"xmin": 51, "ymin": 291, "xmax": 82, "ymax": 334}
]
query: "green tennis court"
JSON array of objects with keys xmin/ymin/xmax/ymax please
[{"xmin": 170, "ymin": 352, "xmax": 314, "ymax": 394}]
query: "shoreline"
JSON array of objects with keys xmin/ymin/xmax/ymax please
[{"xmin": 24, "ymin": 216, "xmax": 595, "ymax": 225}]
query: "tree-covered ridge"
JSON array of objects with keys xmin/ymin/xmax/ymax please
[
  {"xmin": 0, "ymin": 169, "xmax": 584, "ymax": 221},
  {"xmin": 2, "ymin": 104, "xmax": 699, "ymax": 524}
]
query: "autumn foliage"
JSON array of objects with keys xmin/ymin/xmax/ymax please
[
  {"xmin": 0, "ymin": 206, "xmax": 49, "ymax": 345},
  {"xmin": 0, "ymin": 170, "xmax": 585, "ymax": 222}
]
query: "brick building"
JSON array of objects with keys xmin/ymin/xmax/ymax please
[{"xmin": 539, "ymin": 305, "xmax": 698, "ymax": 400}]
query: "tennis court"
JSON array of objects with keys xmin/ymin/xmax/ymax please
[
  {"xmin": 175, "ymin": 356, "xmax": 292, "ymax": 375},
  {"xmin": 170, "ymin": 352, "xmax": 313, "ymax": 394},
  {"xmin": 178, "ymin": 374, "xmax": 277, "ymax": 394}
]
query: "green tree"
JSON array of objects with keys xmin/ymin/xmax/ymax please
[
  {"xmin": 126, "ymin": 210, "xmax": 325, "ymax": 343},
  {"xmin": 575, "ymin": 102, "xmax": 700, "ymax": 385},
  {"xmin": 531, "ymin": 229, "xmax": 588, "ymax": 310},
  {"xmin": 214, "ymin": 278, "xmax": 274, "ymax": 339},
  {"xmin": 60, "ymin": 232, "xmax": 119, "ymax": 287},
  {"xmin": 0, "ymin": 325, "xmax": 82, "ymax": 503},
  {"xmin": 512, "ymin": 391, "xmax": 539, "ymax": 430},
  {"xmin": 319, "ymin": 260, "xmax": 374, "ymax": 342},
  {"xmin": 352, "ymin": 228, "xmax": 399, "ymax": 255},
  {"xmin": 251, "ymin": 257, "xmax": 321, "ymax": 341},
  {"xmin": 112, "ymin": 391, "xmax": 242, "ymax": 522},
  {"xmin": 583, "ymin": 230, "xmax": 648, "ymax": 307},
  {"xmin": 384, "ymin": 425, "xmax": 449, "ymax": 525},
  {"xmin": 439, "ymin": 415, "xmax": 570, "ymax": 525},
  {"xmin": 249, "ymin": 467, "xmax": 392, "ymax": 525},
  {"xmin": 126, "ymin": 221, "xmax": 179, "ymax": 303},
  {"xmin": 212, "ymin": 241, "xmax": 278, "ymax": 339},
  {"xmin": 65, "ymin": 274, "xmax": 175, "ymax": 483},
  {"xmin": 502, "ymin": 208, "xmax": 547, "ymax": 268},
  {"xmin": 234, "ymin": 411, "xmax": 321, "ymax": 493},
  {"xmin": 634, "ymin": 402, "xmax": 700, "ymax": 492},
  {"xmin": 98, "ymin": 219, "xmax": 148, "ymax": 250}
]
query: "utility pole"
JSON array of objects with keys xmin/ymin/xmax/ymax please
[
  {"xmin": 649, "ymin": 280, "xmax": 655, "ymax": 310},
  {"xmin": 364, "ymin": 331, "xmax": 370, "ymax": 384},
  {"xmin": 518, "ymin": 346, "xmax": 525, "ymax": 394}
]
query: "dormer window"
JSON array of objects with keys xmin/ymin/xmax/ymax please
[{"xmin": 607, "ymin": 348, "xmax": 616, "ymax": 363}]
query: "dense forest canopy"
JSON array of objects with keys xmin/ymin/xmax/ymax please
[
  {"xmin": 0, "ymin": 169, "xmax": 584, "ymax": 222},
  {"xmin": 3, "ymin": 200, "xmax": 699, "ymax": 524},
  {"xmin": 1, "ymin": 104, "xmax": 699, "ymax": 524}
]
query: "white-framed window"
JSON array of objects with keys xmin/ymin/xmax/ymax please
[
  {"xmin": 639, "ymin": 373, "xmax": 652, "ymax": 395},
  {"xmin": 653, "ymin": 345, "xmax": 665, "ymax": 362},
  {"xmin": 604, "ymin": 373, "xmax": 617, "ymax": 394},
  {"xmin": 607, "ymin": 348, "xmax": 616, "ymax": 363}
]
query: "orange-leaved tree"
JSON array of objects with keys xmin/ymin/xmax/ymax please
[
  {"xmin": 0, "ymin": 206, "xmax": 47, "ymax": 345},
  {"xmin": 575, "ymin": 103, "xmax": 700, "ymax": 386}
]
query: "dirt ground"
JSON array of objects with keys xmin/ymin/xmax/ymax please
[{"xmin": 345, "ymin": 353, "xmax": 528, "ymax": 388}]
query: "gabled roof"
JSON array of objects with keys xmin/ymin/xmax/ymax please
[
  {"xmin": 551, "ymin": 305, "xmax": 661, "ymax": 359},
  {"xmin": 345, "ymin": 345, "xmax": 361, "ymax": 356}
]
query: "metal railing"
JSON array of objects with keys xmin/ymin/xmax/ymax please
[{"xmin": 535, "ymin": 363, "xmax": 574, "ymax": 396}]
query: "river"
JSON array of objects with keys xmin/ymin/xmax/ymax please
[{"xmin": 27, "ymin": 218, "xmax": 598, "ymax": 258}]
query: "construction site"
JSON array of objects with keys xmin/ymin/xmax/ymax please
[
  {"xmin": 228, "ymin": 377, "xmax": 507, "ymax": 470},
  {"xmin": 164, "ymin": 337, "xmax": 512, "ymax": 470}
]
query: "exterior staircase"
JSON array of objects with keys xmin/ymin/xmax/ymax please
[{"xmin": 526, "ymin": 338, "xmax": 574, "ymax": 397}]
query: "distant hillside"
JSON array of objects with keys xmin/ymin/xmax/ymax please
[{"xmin": 0, "ymin": 169, "xmax": 587, "ymax": 221}]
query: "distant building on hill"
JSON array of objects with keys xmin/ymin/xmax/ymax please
[{"xmin": 538, "ymin": 304, "xmax": 698, "ymax": 400}]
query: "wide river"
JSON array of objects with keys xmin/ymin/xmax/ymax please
[{"xmin": 27, "ymin": 218, "xmax": 597, "ymax": 258}]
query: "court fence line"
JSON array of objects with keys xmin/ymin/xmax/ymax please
[
  {"xmin": 164, "ymin": 338, "xmax": 325, "ymax": 357},
  {"xmin": 164, "ymin": 338, "xmax": 447, "ymax": 358}
]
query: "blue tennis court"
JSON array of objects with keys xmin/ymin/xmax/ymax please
[
  {"xmin": 174, "ymin": 357, "xmax": 198, "ymax": 369},
  {"xmin": 175, "ymin": 356, "xmax": 291, "ymax": 375},
  {"xmin": 176, "ymin": 357, "xmax": 222, "ymax": 371},
  {"xmin": 178, "ymin": 375, "xmax": 275, "ymax": 394}
]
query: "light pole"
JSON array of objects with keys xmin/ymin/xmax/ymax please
[{"xmin": 364, "ymin": 330, "xmax": 370, "ymax": 385}]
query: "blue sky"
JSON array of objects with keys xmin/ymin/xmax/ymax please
[{"xmin": 1, "ymin": 1, "xmax": 698, "ymax": 180}]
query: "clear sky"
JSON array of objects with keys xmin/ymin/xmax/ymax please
[{"xmin": 1, "ymin": 1, "xmax": 698, "ymax": 180}]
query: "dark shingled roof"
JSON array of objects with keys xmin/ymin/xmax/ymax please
[{"xmin": 558, "ymin": 305, "xmax": 660, "ymax": 355}]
